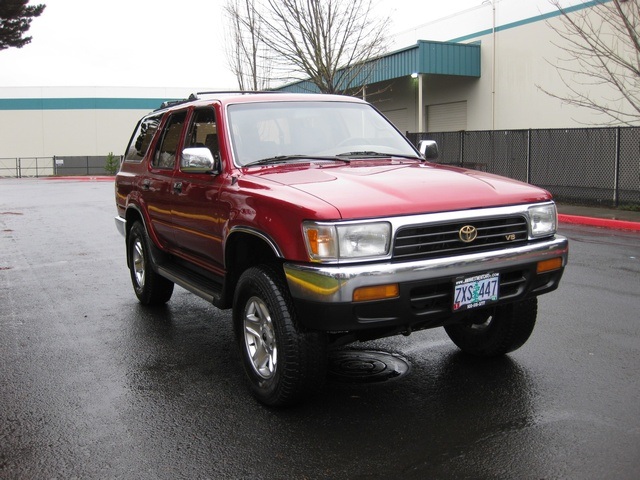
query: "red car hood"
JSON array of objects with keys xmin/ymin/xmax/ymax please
[{"xmin": 252, "ymin": 161, "xmax": 552, "ymax": 219}]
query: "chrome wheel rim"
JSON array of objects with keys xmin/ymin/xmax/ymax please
[
  {"xmin": 132, "ymin": 238, "xmax": 145, "ymax": 289},
  {"xmin": 243, "ymin": 296, "xmax": 277, "ymax": 379}
]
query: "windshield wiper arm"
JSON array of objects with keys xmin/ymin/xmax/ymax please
[
  {"xmin": 336, "ymin": 151, "xmax": 421, "ymax": 160},
  {"xmin": 242, "ymin": 155, "xmax": 349, "ymax": 167},
  {"xmin": 336, "ymin": 151, "xmax": 386, "ymax": 157}
]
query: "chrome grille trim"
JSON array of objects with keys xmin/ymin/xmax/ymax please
[
  {"xmin": 297, "ymin": 202, "xmax": 555, "ymax": 265},
  {"xmin": 393, "ymin": 215, "xmax": 530, "ymax": 261}
]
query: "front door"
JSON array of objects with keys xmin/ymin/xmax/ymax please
[{"xmin": 170, "ymin": 107, "xmax": 228, "ymax": 273}]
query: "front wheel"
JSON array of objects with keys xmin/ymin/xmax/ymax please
[
  {"xmin": 127, "ymin": 221, "xmax": 174, "ymax": 305},
  {"xmin": 233, "ymin": 265, "xmax": 327, "ymax": 407},
  {"xmin": 444, "ymin": 298, "xmax": 538, "ymax": 357}
]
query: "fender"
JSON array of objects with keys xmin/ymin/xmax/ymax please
[{"xmin": 226, "ymin": 225, "xmax": 283, "ymax": 263}]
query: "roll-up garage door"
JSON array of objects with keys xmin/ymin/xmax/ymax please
[
  {"xmin": 427, "ymin": 101, "xmax": 467, "ymax": 132},
  {"xmin": 381, "ymin": 108, "xmax": 409, "ymax": 134}
]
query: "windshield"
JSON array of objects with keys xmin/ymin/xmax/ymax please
[{"xmin": 227, "ymin": 101, "xmax": 419, "ymax": 166}]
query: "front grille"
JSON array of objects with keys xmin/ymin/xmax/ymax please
[{"xmin": 393, "ymin": 216, "xmax": 528, "ymax": 261}]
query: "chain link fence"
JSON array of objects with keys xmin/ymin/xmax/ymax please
[
  {"xmin": 0, "ymin": 155, "xmax": 117, "ymax": 178},
  {"xmin": 408, "ymin": 127, "xmax": 640, "ymax": 207},
  {"xmin": 3, "ymin": 129, "xmax": 639, "ymax": 207},
  {"xmin": 0, "ymin": 157, "xmax": 55, "ymax": 177}
]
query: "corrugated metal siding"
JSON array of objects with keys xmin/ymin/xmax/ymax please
[
  {"xmin": 368, "ymin": 46, "xmax": 419, "ymax": 84},
  {"xmin": 278, "ymin": 40, "xmax": 481, "ymax": 93},
  {"xmin": 421, "ymin": 42, "xmax": 481, "ymax": 76},
  {"xmin": 277, "ymin": 81, "xmax": 320, "ymax": 94},
  {"xmin": 364, "ymin": 41, "xmax": 480, "ymax": 84}
]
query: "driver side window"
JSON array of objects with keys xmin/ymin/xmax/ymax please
[{"xmin": 184, "ymin": 108, "xmax": 218, "ymax": 162}]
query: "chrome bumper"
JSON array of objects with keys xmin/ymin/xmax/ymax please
[
  {"xmin": 284, "ymin": 235, "xmax": 568, "ymax": 303},
  {"xmin": 115, "ymin": 215, "xmax": 126, "ymax": 237}
]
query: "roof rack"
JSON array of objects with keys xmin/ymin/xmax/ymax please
[
  {"xmin": 154, "ymin": 90, "xmax": 285, "ymax": 111},
  {"xmin": 192, "ymin": 90, "xmax": 284, "ymax": 99},
  {"xmin": 155, "ymin": 98, "xmax": 191, "ymax": 111}
]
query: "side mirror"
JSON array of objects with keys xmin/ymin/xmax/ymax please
[
  {"xmin": 181, "ymin": 147, "xmax": 219, "ymax": 174},
  {"xmin": 418, "ymin": 140, "xmax": 439, "ymax": 160}
]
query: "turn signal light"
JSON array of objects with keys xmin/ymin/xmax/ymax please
[
  {"xmin": 353, "ymin": 284, "xmax": 399, "ymax": 302},
  {"xmin": 304, "ymin": 226, "xmax": 336, "ymax": 259},
  {"xmin": 537, "ymin": 257, "xmax": 563, "ymax": 274}
]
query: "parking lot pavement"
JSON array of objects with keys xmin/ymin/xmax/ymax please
[{"xmin": 2, "ymin": 177, "xmax": 639, "ymax": 479}]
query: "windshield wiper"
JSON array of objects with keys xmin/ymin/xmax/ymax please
[
  {"xmin": 242, "ymin": 155, "xmax": 350, "ymax": 167},
  {"xmin": 336, "ymin": 151, "xmax": 421, "ymax": 160}
]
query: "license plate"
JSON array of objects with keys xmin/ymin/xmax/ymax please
[{"xmin": 453, "ymin": 273, "xmax": 499, "ymax": 311}]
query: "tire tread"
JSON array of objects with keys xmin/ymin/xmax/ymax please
[
  {"xmin": 233, "ymin": 265, "xmax": 327, "ymax": 407},
  {"xmin": 444, "ymin": 298, "xmax": 537, "ymax": 357}
]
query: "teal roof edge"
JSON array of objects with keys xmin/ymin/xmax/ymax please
[
  {"xmin": 449, "ymin": 0, "xmax": 611, "ymax": 42},
  {"xmin": 279, "ymin": 40, "xmax": 481, "ymax": 93},
  {"xmin": 0, "ymin": 97, "xmax": 175, "ymax": 111},
  {"xmin": 371, "ymin": 40, "xmax": 481, "ymax": 81}
]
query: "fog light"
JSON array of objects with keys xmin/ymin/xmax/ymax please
[
  {"xmin": 353, "ymin": 284, "xmax": 399, "ymax": 302},
  {"xmin": 537, "ymin": 257, "xmax": 563, "ymax": 274}
]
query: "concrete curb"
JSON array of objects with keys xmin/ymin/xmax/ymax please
[{"xmin": 558, "ymin": 214, "xmax": 640, "ymax": 232}]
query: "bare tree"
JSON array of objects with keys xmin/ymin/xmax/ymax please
[
  {"xmin": 539, "ymin": 0, "xmax": 640, "ymax": 126},
  {"xmin": 0, "ymin": 0, "xmax": 45, "ymax": 51},
  {"xmin": 226, "ymin": 0, "xmax": 389, "ymax": 94},
  {"xmin": 224, "ymin": 0, "xmax": 272, "ymax": 90}
]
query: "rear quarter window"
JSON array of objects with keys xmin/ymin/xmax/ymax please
[{"xmin": 124, "ymin": 114, "xmax": 162, "ymax": 162}]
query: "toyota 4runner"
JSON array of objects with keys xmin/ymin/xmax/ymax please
[{"xmin": 115, "ymin": 92, "xmax": 568, "ymax": 406}]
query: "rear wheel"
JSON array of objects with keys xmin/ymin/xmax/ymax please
[
  {"xmin": 127, "ymin": 221, "xmax": 174, "ymax": 305},
  {"xmin": 444, "ymin": 298, "xmax": 537, "ymax": 357},
  {"xmin": 233, "ymin": 265, "xmax": 327, "ymax": 407}
]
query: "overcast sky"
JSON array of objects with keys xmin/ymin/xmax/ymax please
[{"xmin": 0, "ymin": 0, "xmax": 485, "ymax": 90}]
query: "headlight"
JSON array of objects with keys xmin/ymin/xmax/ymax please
[
  {"xmin": 303, "ymin": 221, "xmax": 391, "ymax": 262},
  {"xmin": 529, "ymin": 203, "xmax": 557, "ymax": 238}
]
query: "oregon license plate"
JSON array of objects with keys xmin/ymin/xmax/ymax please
[{"xmin": 453, "ymin": 273, "xmax": 499, "ymax": 311}]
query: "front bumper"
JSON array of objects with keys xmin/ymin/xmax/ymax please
[
  {"xmin": 284, "ymin": 235, "xmax": 568, "ymax": 331},
  {"xmin": 115, "ymin": 215, "xmax": 126, "ymax": 237}
]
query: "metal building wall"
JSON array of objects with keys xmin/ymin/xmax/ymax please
[{"xmin": 0, "ymin": 87, "xmax": 190, "ymax": 158}]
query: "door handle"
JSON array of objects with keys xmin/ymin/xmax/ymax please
[
  {"xmin": 141, "ymin": 179, "xmax": 150, "ymax": 190},
  {"xmin": 173, "ymin": 182, "xmax": 182, "ymax": 193}
]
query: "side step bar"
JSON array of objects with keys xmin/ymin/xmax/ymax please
[{"xmin": 156, "ymin": 262, "xmax": 225, "ymax": 307}]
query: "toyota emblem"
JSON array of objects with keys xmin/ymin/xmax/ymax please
[{"xmin": 459, "ymin": 225, "xmax": 478, "ymax": 243}]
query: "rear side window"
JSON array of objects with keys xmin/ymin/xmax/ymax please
[{"xmin": 124, "ymin": 114, "xmax": 162, "ymax": 162}]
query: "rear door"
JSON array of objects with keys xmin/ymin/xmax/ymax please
[{"xmin": 143, "ymin": 110, "xmax": 187, "ymax": 249}]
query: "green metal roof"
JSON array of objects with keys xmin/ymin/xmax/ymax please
[{"xmin": 278, "ymin": 40, "xmax": 481, "ymax": 93}]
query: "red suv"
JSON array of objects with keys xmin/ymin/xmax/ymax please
[{"xmin": 115, "ymin": 92, "xmax": 568, "ymax": 406}]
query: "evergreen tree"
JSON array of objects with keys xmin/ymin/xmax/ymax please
[{"xmin": 0, "ymin": 1, "xmax": 46, "ymax": 51}]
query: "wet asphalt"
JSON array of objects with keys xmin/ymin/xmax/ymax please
[{"xmin": 1, "ymin": 178, "xmax": 639, "ymax": 479}]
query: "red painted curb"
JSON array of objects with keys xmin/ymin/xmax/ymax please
[{"xmin": 559, "ymin": 214, "xmax": 640, "ymax": 232}]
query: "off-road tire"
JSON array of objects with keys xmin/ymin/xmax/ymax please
[
  {"xmin": 233, "ymin": 265, "xmax": 327, "ymax": 407},
  {"xmin": 444, "ymin": 298, "xmax": 538, "ymax": 357},
  {"xmin": 127, "ymin": 221, "xmax": 174, "ymax": 305}
]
